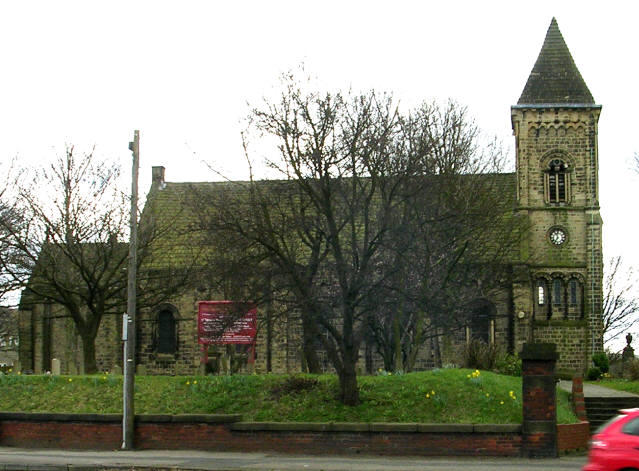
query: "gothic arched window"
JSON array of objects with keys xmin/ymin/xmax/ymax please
[{"xmin": 544, "ymin": 158, "xmax": 570, "ymax": 204}]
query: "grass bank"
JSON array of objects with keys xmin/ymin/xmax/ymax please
[
  {"xmin": 588, "ymin": 379, "xmax": 639, "ymax": 395},
  {"xmin": 0, "ymin": 368, "xmax": 578, "ymax": 424}
]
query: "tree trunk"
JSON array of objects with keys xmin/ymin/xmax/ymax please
[
  {"xmin": 302, "ymin": 314, "xmax": 322, "ymax": 373},
  {"xmin": 433, "ymin": 329, "xmax": 442, "ymax": 368},
  {"xmin": 81, "ymin": 333, "xmax": 98, "ymax": 374},
  {"xmin": 393, "ymin": 312, "xmax": 403, "ymax": 372},
  {"xmin": 339, "ymin": 362, "xmax": 360, "ymax": 405}
]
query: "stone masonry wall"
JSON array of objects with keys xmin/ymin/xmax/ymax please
[
  {"xmin": 511, "ymin": 105, "xmax": 603, "ymax": 374},
  {"xmin": 532, "ymin": 322, "xmax": 587, "ymax": 373}
]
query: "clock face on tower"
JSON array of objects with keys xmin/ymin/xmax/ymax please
[{"xmin": 549, "ymin": 228, "xmax": 567, "ymax": 246}]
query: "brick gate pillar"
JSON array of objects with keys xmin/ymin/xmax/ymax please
[{"xmin": 520, "ymin": 343, "xmax": 558, "ymax": 458}]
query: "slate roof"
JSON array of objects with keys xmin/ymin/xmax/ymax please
[
  {"xmin": 144, "ymin": 171, "xmax": 521, "ymax": 266},
  {"xmin": 518, "ymin": 18, "xmax": 595, "ymax": 105}
]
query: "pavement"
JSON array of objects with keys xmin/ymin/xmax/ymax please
[
  {"xmin": 0, "ymin": 448, "xmax": 588, "ymax": 471},
  {"xmin": 558, "ymin": 380, "xmax": 639, "ymax": 398}
]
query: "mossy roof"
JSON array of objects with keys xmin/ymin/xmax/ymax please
[
  {"xmin": 145, "ymin": 172, "xmax": 521, "ymax": 264},
  {"xmin": 518, "ymin": 18, "xmax": 595, "ymax": 105}
]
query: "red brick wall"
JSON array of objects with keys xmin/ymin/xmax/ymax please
[
  {"xmin": 0, "ymin": 414, "xmax": 523, "ymax": 457},
  {"xmin": 0, "ymin": 414, "xmax": 584, "ymax": 456},
  {"xmin": 137, "ymin": 426, "xmax": 522, "ymax": 456},
  {"xmin": 0, "ymin": 420, "xmax": 121, "ymax": 449},
  {"xmin": 557, "ymin": 422, "xmax": 589, "ymax": 453}
]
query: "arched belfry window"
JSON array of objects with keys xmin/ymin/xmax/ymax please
[
  {"xmin": 544, "ymin": 158, "xmax": 570, "ymax": 204},
  {"xmin": 156, "ymin": 305, "xmax": 178, "ymax": 354}
]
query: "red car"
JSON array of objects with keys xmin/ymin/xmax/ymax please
[{"xmin": 584, "ymin": 408, "xmax": 639, "ymax": 471}]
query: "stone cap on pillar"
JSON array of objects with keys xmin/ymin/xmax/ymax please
[{"xmin": 520, "ymin": 343, "xmax": 559, "ymax": 361}]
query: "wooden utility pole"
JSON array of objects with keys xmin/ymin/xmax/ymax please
[{"xmin": 122, "ymin": 130, "xmax": 139, "ymax": 450}]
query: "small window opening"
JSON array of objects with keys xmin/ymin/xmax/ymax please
[
  {"xmin": 538, "ymin": 283, "xmax": 545, "ymax": 305},
  {"xmin": 553, "ymin": 279, "xmax": 562, "ymax": 305},
  {"xmin": 157, "ymin": 310, "xmax": 177, "ymax": 354},
  {"xmin": 570, "ymin": 280, "xmax": 578, "ymax": 305}
]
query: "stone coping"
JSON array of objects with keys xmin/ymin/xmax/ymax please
[
  {"xmin": 0, "ymin": 412, "xmax": 241, "ymax": 424},
  {"xmin": 228, "ymin": 422, "xmax": 522, "ymax": 433},
  {"xmin": 0, "ymin": 412, "xmax": 522, "ymax": 433}
]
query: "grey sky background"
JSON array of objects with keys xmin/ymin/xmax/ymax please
[{"xmin": 2, "ymin": 1, "xmax": 637, "ymax": 347}]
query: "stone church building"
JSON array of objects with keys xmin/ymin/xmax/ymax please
[{"xmin": 18, "ymin": 18, "xmax": 603, "ymax": 376}]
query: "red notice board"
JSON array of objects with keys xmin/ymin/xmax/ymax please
[{"xmin": 197, "ymin": 301, "xmax": 257, "ymax": 345}]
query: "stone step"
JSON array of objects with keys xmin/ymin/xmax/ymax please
[{"xmin": 584, "ymin": 396, "xmax": 639, "ymax": 432}]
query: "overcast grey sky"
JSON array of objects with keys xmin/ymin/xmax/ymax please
[{"xmin": 2, "ymin": 0, "xmax": 638, "ymax": 344}]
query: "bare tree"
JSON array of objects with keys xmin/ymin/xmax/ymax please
[
  {"xmin": 0, "ymin": 307, "xmax": 18, "ymax": 352},
  {"xmin": 0, "ymin": 161, "xmax": 23, "ymax": 307},
  {"xmin": 192, "ymin": 76, "xmax": 522, "ymax": 405},
  {"xmin": 603, "ymin": 256, "xmax": 639, "ymax": 345},
  {"xmin": 0, "ymin": 147, "xmax": 194, "ymax": 373}
]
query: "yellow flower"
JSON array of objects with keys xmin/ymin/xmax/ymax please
[
  {"xmin": 8, "ymin": 369, "xmax": 12, "ymax": 373},
  {"xmin": 431, "ymin": 390, "xmax": 435, "ymax": 395},
  {"xmin": 500, "ymin": 401, "xmax": 504, "ymax": 405},
  {"xmin": 193, "ymin": 380, "xmax": 198, "ymax": 384},
  {"xmin": 467, "ymin": 374, "xmax": 471, "ymax": 378},
  {"xmin": 17, "ymin": 372, "xmax": 21, "ymax": 375},
  {"xmin": 426, "ymin": 394, "xmax": 430, "ymax": 399},
  {"xmin": 186, "ymin": 381, "xmax": 190, "ymax": 385},
  {"xmin": 102, "ymin": 376, "xmax": 107, "ymax": 380},
  {"xmin": 485, "ymin": 393, "xmax": 490, "ymax": 398},
  {"xmin": 68, "ymin": 378, "xmax": 72, "ymax": 382}
]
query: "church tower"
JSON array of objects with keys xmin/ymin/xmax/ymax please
[{"xmin": 511, "ymin": 18, "xmax": 603, "ymax": 372}]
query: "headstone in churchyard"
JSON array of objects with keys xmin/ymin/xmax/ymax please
[
  {"xmin": 51, "ymin": 358, "xmax": 61, "ymax": 375},
  {"xmin": 622, "ymin": 333, "xmax": 635, "ymax": 377}
]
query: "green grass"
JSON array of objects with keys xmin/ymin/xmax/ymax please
[
  {"xmin": 588, "ymin": 379, "xmax": 639, "ymax": 395},
  {"xmin": 0, "ymin": 369, "xmax": 578, "ymax": 424}
]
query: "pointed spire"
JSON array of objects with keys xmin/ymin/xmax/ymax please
[{"xmin": 518, "ymin": 18, "xmax": 594, "ymax": 105}]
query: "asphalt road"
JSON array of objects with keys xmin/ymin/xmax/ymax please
[{"xmin": 0, "ymin": 448, "xmax": 588, "ymax": 471}]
